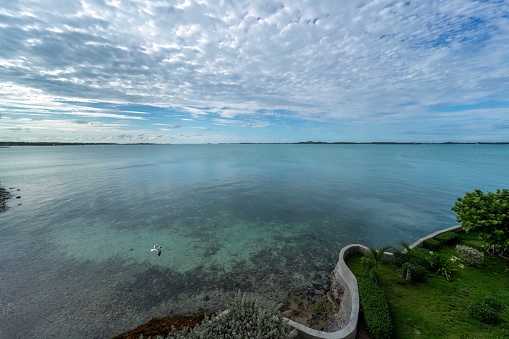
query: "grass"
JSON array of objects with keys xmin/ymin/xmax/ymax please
[{"xmin": 346, "ymin": 231, "xmax": 509, "ymax": 339}]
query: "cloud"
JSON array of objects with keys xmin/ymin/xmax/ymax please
[
  {"xmin": 153, "ymin": 123, "xmax": 182, "ymax": 129},
  {"xmin": 0, "ymin": 0, "xmax": 508, "ymax": 143}
]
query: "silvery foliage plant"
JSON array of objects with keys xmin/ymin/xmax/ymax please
[
  {"xmin": 163, "ymin": 292, "xmax": 297, "ymax": 339},
  {"xmin": 456, "ymin": 245, "xmax": 484, "ymax": 266}
]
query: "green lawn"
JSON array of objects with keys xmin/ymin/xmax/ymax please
[{"xmin": 346, "ymin": 232, "xmax": 509, "ymax": 339}]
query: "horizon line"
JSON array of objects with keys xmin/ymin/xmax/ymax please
[{"xmin": 1, "ymin": 141, "xmax": 508, "ymax": 146}]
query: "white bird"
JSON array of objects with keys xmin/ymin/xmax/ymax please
[{"xmin": 151, "ymin": 244, "xmax": 162, "ymax": 256}]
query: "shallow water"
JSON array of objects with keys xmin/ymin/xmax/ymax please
[{"xmin": 0, "ymin": 144, "xmax": 507, "ymax": 338}]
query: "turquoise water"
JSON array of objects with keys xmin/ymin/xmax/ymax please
[{"xmin": 0, "ymin": 144, "xmax": 507, "ymax": 338}]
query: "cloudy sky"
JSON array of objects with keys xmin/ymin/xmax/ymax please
[{"xmin": 1, "ymin": 0, "xmax": 508, "ymax": 143}]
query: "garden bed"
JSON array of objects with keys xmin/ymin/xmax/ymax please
[{"xmin": 346, "ymin": 231, "xmax": 509, "ymax": 338}]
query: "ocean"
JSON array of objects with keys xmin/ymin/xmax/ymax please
[{"xmin": 0, "ymin": 144, "xmax": 507, "ymax": 338}]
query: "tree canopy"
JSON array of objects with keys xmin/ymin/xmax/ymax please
[{"xmin": 452, "ymin": 189, "xmax": 509, "ymax": 256}]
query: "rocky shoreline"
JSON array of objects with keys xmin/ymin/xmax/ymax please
[
  {"xmin": 0, "ymin": 185, "xmax": 12, "ymax": 213},
  {"xmin": 0, "ymin": 185, "xmax": 21, "ymax": 212},
  {"xmin": 113, "ymin": 278, "xmax": 343, "ymax": 338}
]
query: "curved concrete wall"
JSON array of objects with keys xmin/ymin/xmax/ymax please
[
  {"xmin": 286, "ymin": 225, "xmax": 462, "ymax": 339},
  {"xmin": 285, "ymin": 243, "xmax": 361, "ymax": 339}
]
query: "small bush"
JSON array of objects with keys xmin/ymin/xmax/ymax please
[
  {"xmin": 468, "ymin": 294, "xmax": 505, "ymax": 325},
  {"xmin": 423, "ymin": 238, "xmax": 441, "ymax": 250},
  {"xmin": 488, "ymin": 325, "xmax": 509, "ymax": 339},
  {"xmin": 456, "ymin": 245, "xmax": 484, "ymax": 266},
  {"xmin": 165, "ymin": 292, "xmax": 296, "ymax": 338},
  {"xmin": 358, "ymin": 278, "xmax": 393, "ymax": 339},
  {"xmin": 435, "ymin": 231, "xmax": 459, "ymax": 245}
]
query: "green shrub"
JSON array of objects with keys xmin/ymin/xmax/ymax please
[
  {"xmin": 456, "ymin": 245, "xmax": 484, "ymax": 266},
  {"xmin": 488, "ymin": 325, "xmax": 509, "ymax": 339},
  {"xmin": 165, "ymin": 292, "xmax": 296, "ymax": 338},
  {"xmin": 358, "ymin": 278, "xmax": 393, "ymax": 339},
  {"xmin": 435, "ymin": 231, "xmax": 459, "ymax": 245},
  {"xmin": 468, "ymin": 294, "xmax": 505, "ymax": 325},
  {"xmin": 423, "ymin": 238, "xmax": 441, "ymax": 250}
]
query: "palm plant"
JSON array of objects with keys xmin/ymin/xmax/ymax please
[
  {"xmin": 394, "ymin": 241, "xmax": 423, "ymax": 282},
  {"xmin": 428, "ymin": 252, "xmax": 458, "ymax": 282},
  {"xmin": 394, "ymin": 241, "xmax": 429, "ymax": 282},
  {"xmin": 361, "ymin": 245, "xmax": 391, "ymax": 285}
]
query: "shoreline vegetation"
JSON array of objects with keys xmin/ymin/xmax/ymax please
[{"xmin": 1, "ymin": 141, "xmax": 508, "ymax": 146}]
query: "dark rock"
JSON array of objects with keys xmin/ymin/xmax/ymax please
[
  {"xmin": 112, "ymin": 312, "xmax": 205, "ymax": 339},
  {"xmin": 1, "ymin": 186, "xmax": 12, "ymax": 213}
]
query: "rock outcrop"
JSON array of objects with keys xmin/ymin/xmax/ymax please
[
  {"xmin": 112, "ymin": 312, "xmax": 205, "ymax": 339},
  {"xmin": 0, "ymin": 185, "xmax": 12, "ymax": 213}
]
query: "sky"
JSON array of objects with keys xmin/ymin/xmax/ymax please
[{"xmin": 1, "ymin": 0, "xmax": 508, "ymax": 144}]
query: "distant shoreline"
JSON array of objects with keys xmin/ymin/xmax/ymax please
[{"xmin": 0, "ymin": 141, "xmax": 508, "ymax": 146}]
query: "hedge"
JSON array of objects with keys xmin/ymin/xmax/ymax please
[
  {"xmin": 423, "ymin": 238, "xmax": 441, "ymax": 250},
  {"xmin": 358, "ymin": 278, "xmax": 393, "ymax": 339},
  {"xmin": 435, "ymin": 231, "xmax": 458, "ymax": 245}
]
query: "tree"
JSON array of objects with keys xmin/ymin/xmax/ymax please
[
  {"xmin": 452, "ymin": 189, "xmax": 509, "ymax": 257},
  {"xmin": 361, "ymin": 245, "xmax": 391, "ymax": 285}
]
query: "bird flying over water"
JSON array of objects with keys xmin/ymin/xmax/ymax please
[{"xmin": 151, "ymin": 244, "xmax": 162, "ymax": 256}]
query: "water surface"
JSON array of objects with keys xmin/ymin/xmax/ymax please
[{"xmin": 0, "ymin": 144, "xmax": 507, "ymax": 338}]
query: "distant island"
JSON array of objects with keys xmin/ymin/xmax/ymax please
[
  {"xmin": 0, "ymin": 142, "xmax": 152, "ymax": 146},
  {"xmin": 0, "ymin": 141, "xmax": 508, "ymax": 146},
  {"xmin": 246, "ymin": 141, "xmax": 509, "ymax": 145}
]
